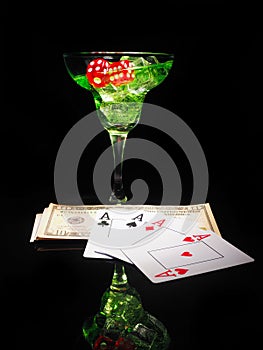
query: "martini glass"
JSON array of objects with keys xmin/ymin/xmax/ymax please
[
  {"xmin": 63, "ymin": 52, "xmax": 174, "ymax": 349},
  {"xmin": 63, "ymin": 52, "xmax": 174, "ymax": 203}
]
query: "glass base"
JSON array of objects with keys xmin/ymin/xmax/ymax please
[
  {"xmin": 82, "ymin": 265, "xmax": 170, "ymax": 350},
  {"xmin": 109, "ymin": 190, "xmax": 128, "ymax": 204}
]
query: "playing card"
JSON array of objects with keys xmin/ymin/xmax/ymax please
[
  {"xmin": 121, "ymin": 225, "xmax": 254, "ymax": 283},
  {"xmin": 83, "ymin": 241, "xmax": 132, "ymax": 263},
  {"xmin": 95, "ymin": 208, "xmax": 161, "ymax": 229},
  {"xmin": 89, "ymin": 209, "xmax": 173, "ymax": 249}
]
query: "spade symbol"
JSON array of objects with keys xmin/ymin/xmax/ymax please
[{"xmin": 126, "ymin": 221, "xmax": 137, "ymax": 228}]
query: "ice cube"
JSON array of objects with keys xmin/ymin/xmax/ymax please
[
  {"xmin": 144, "ymin": 55, "xmax": 160, "ymax": 65},
  {"xmin": 131, "ymin": 56, "xmax": 151, "ymax": 67}
]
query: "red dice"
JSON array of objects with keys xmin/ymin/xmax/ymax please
[
  {"xmin": 86, "ymin": 58, "xmax": 135, "ymax": 88},
  {"xmin": 93, "ymin": 335, "xmax": 115, "ymax": 350},
  {"xmin": 108, "ymin": 60, "xmax": 135, "ymax": 86},
  {"xmin": 114, "ymin": 337, "xmax": 136, "ymax": 350},
  {"xmin": 86, "ymin": 58, "xmax": 110, "ymax": 88}
]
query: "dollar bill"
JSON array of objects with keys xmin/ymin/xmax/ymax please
[{"xmin": 30, "ymin": 202, "xmax": 221, "ymax": 242}]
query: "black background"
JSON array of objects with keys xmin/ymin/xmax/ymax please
[{"xmin": 2, "ymin": 2, "xmax": 261, "ymax": 350}]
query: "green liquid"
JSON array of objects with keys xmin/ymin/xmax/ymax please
[
  {"xmin": 83, "ymin": 264, "xmax": 171, "ymax": 349},
  {"xmin": 72, "ymin": 59, "xmax": 173, "ymax": 133}
]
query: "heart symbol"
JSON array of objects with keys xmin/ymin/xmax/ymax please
[
  {"xmin": 183, "ymin": 236, "xmax": 195, "ymax": 242},
  {"xmin": 181, "ymin": 251, "xmax": 192, "ymax": 257},
  {"xmin": 174, "ymin": 268, "xmax": 188, "ymax": 275}
]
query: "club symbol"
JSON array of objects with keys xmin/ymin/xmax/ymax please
[{"xmin": 98, "ymin": 220, "xmax": 110, "ymax": 227}]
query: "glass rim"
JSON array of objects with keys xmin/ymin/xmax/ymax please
[{"xmin": 63, "ymin": 51, "xmax": 174, "ymax": 58}]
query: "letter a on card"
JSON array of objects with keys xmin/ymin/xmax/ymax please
[
  {"xmin": 152, "ymin": 219, "xmax": 166, "ymax": 227},
  {"xmin": 99, "ymin": 212, "xmax": 111, "ymax": 221},
  {"xmin": 154, "ymin": 269, "xmax": 177, "ymax": 278},
  {"xmin": 193, "ymin": 233, "xmax": 211, "ymax": 241}
]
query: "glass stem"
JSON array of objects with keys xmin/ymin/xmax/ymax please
[
  {"xmin": 109, "ymin": 132, "xmax": 128, "ymax": 203},
  {"xmin": 110, "ymin": 263, "xmax": 129, "ymax": 292}
]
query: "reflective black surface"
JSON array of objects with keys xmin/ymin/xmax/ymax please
[{"xmin": 3, "ymin": 210, "xmax": 259, "ymax": 350}]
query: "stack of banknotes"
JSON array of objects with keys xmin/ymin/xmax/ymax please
[{"xmin": 30, "ymin": 202, "xmax": 221, "ymax": 251}]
